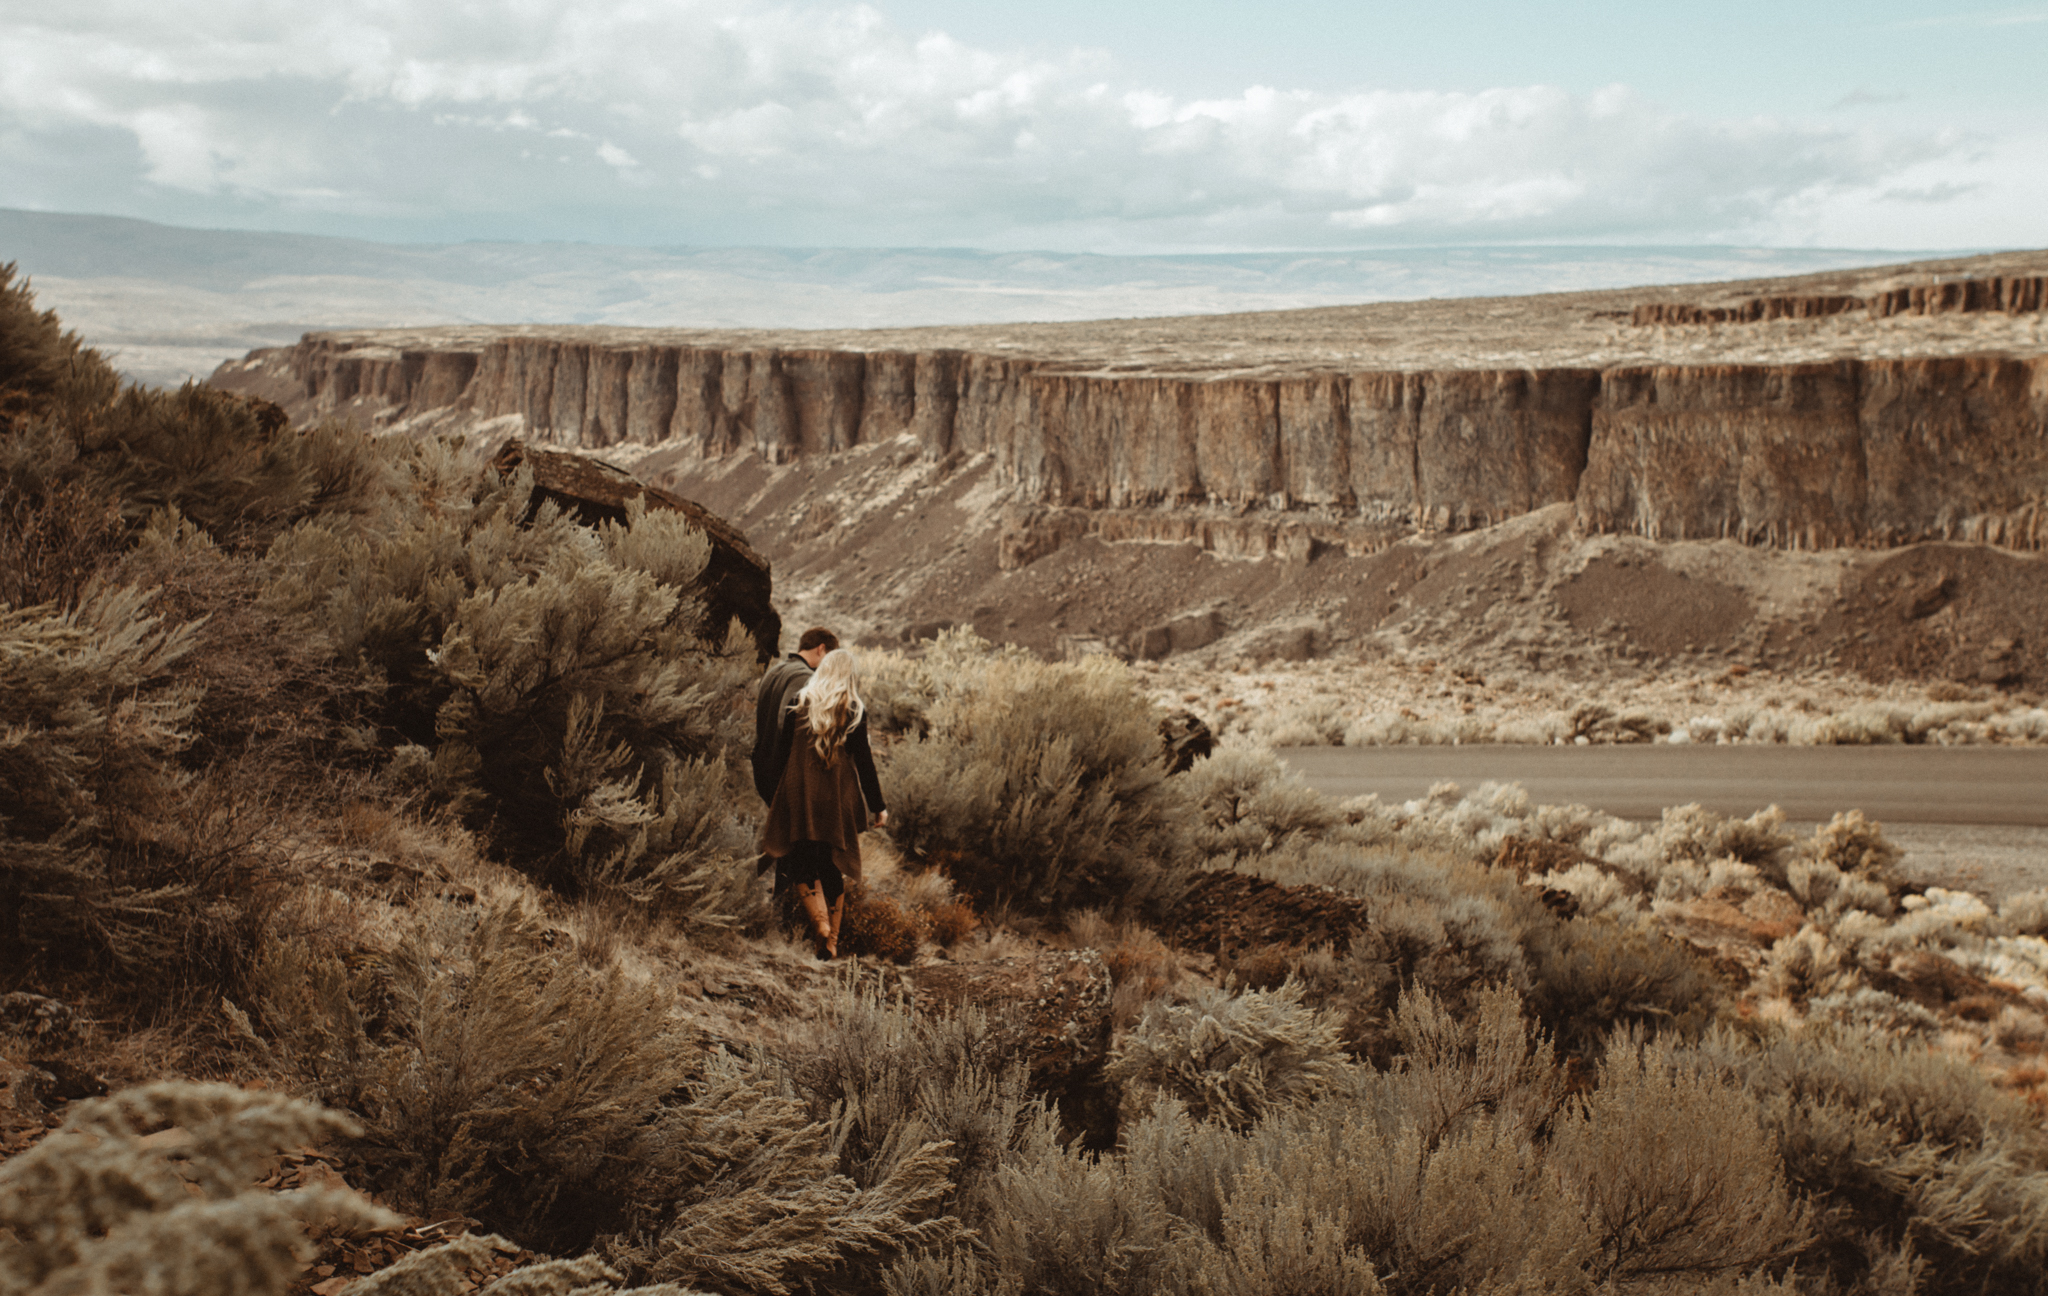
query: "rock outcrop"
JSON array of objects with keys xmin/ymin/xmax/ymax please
[
  {"xmin": 1578, "ymin": 357, "xmax": 2048, "ymax": 550},
  {"xmin": 489, "ymin": 441, "xmax": 780, "ymax": 659},
  {"xmin": 203, "ymin": 252, "xmax": 2048, "ymax": 581}
]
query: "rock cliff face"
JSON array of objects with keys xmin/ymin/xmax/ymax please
[
  {"xmin": 1580, "ymin": 357, "xmax": 2048, "ymax": 550},
  {"xmin": 220, "ymin": 330, "xmax": 2048, "ymax": 557},
  {"xmin": 1628, "ymin": 274, "xmax": 2048, "ymax": 326}
]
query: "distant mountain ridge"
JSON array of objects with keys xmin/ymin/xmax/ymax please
[{"xmin": 0, "ymin": 207, "xmax": 1965, "ymax": 388}]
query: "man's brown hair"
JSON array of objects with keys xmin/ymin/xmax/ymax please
[{"xmin": 797, "ymin": 626, "xmax": 840, "ymax": 652}]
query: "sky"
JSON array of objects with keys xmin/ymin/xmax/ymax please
[{"xmin": 1, "ymin": 0, "xmax": 2043, "ymax": 255}]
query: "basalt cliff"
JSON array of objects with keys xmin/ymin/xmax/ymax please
[{"xmin": 214, "ymin": 251, "xmax": 2048, "ymax": 686}]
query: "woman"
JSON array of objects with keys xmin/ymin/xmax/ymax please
[{"xmin": 759, "ymin": 648, "xmax": 886, "ymax": 958}]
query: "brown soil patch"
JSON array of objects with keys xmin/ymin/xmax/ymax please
[
  {"xmin": 1555, "ymin": 555, "xmax": 1752, "ymax": 659},
  {"xmin": 1820, "ymin": 544, "xmax": 2048, "ymax": 687},
  {"xmin": 1160, "ymin": 870, "xmax": 1373, "ymax": 957}
]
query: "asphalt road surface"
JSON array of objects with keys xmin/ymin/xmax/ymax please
[
  {"xmin": 1276, "ymin": 744, "xmax": 2048, "ymax": 896},
  {"xmin": 1276, "ymin": 745, "xmax": 2048, "ymax": 825}
]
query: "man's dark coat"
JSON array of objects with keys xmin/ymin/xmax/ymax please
[{"xmin": 752, "ymin": 653, "xmax": 813, "ymax": 803}]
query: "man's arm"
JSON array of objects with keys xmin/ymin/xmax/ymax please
[
  {"xmin": 752, "ymin": 660, "xmax": 809, "ymax": 803},
  {"xmin": 752, "ymin": 660, "xmax": 795, "ymax": 802}
]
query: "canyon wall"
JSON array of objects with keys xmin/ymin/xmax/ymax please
[
  {"xmin": 1630, "ymin": 274, "xmax": 2048, "ymax": 326},
  {"xmin": 226, "ymin": 331, "xmax": 2048, "ymax": 559}
]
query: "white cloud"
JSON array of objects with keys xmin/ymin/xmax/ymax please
[{"xmin": 0, "ymin": 0, "xmax": 1970, "ymax": 250}]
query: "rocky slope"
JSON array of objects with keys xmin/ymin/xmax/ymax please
[{"xmin": 212, "ymin": 251, "xmax": 2048, "ymax": 687}]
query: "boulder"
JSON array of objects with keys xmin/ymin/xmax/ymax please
[
  {"xmin": 1159, "ymin": 710, "xmax": 1216, "ymax": 774},
  {"xmin": 490, "ymin": 440, "xmax": 780, "ymax": 660},
  {"xmin": 1127, "ymin": 610, "xmax": 1229, "ymax": 661}
]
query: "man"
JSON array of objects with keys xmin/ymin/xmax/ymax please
[{"xmin": 752, "ymin": 626, "xmax": 838, "ymax": 804}]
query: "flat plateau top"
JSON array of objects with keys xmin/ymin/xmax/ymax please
[{"xmin": 300, "ymin": 249, "xmax": 2048, "ymax": 378}]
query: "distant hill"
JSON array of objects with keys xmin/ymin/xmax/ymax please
[{"xmin": 1, "ymin": 206, "xmax": 1967, "ymax": 387}]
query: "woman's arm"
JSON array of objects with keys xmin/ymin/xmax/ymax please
[{"xmin": 847, "ymin": 717, "xmax": 886, "ymax": 823}]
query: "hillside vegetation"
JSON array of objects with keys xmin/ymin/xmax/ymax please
[{"xmin": 7, "ymin": 264, "xmax": 2048, "ymax": 1296}]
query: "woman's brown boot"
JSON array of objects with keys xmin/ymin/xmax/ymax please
[
  {"xmin": 796, "ymin": 882, "xmax": 833, "ymax": 958},
  {"xmin": 825, "ymin": 893, "xmax": 845, "ymax": 960}
]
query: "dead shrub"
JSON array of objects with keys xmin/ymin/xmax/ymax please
[
  {"xmin": 337, "ymin": 800, "xmax": 398, "ymax": 850},
  {"xmin": 874, "ymin": 864, "xmax": 981, "ymax": 951},
  {"xmin": 1061, "ymin": 909, "xmax": 1182, "ymax": 1028},
  {"xmin": 923, "ymin": 898, "xmax": 980, "ymax": 949},
  {"xmin": 838, "ymin": 886, "xmax": 925, "ymax": 963}
]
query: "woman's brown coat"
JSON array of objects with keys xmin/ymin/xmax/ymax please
[{"xmin": 759, "ymin": 714, "xmax": 883, "ymax": 882}]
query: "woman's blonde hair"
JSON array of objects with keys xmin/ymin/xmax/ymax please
[{"xmin": 795, "ymin": 648, "xmax": 865, "ymax": 760}]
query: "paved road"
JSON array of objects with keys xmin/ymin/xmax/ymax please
[{"xmin": 1275, "ymin": 745, "xmax": 2048, "ymax": 826}]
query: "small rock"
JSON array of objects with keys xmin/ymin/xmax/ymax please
[
  {"xmin": 29, "ymin": 1059, "xmax": 109, "ymax": 1102},
  {"xmin": 1737, "ymin": 889, "xmax": 1807, "ymax": 942}
]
